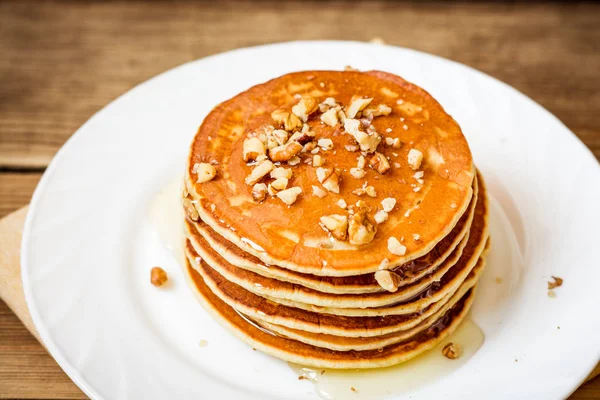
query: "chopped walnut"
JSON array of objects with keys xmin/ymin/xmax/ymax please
[
  {"xmin": 269, "ymin": 141, "xmax": 303, "ymax": 162},
  {"xmin": 181, "ymin": 198, "xmax": 199, "ymax": 221},
  {"xmin": 318, "ymin": 97, "xmax": 338, "ymax": 112},
  {"xmin": 313, "ymin": 154, "xmax": 325, "ymax": 167},
  {"xmin": 369, "ymin": 152, "xmax": 391, "ymax": 174},
  {"xmin": 442, "ymin": 343, "xmax": 462, "ymax": 359},
  {"xmin": 374, "ymin": 210, "xmax": 388, "ymax": 224},
  {"xmin": 381, "ymin": 197, "xmax": 397, "ymax": 212},
  {"xmin": 357, "ymin": 155, "xmax": 366, "ymax": 169},
  {"xmin": 348, "ymin": 211, "xmax": 377, "ymax": 245},
  {"xmin": 320, "ymin": 214, "xmax": 348, "ymax": 241},
  {"xmin": 318, "ymin": 138, "xmax": 334, "ymax": 151},
  {"xmin": 349, "ymin": 167, "xmax": 366, "ymax": 179},
  {"xmin": 344, "ymin": 119, "xmax": 381, "ymax": 153},
  {"xmin": 270, "ymin": 177, "xmax": 289, "ymax": 191},
  {"xmin": 362, "ymin": 104, "xmax": 392, "ymax": 117},
  {"xmin": 346, "ymin": 97, "xmax": 373, "ymax": 119},
  {"xmin": 345, "ymin": 144, "xmax": 358, "ymax": 152},
  {"xmin": 315, "ymin": 167, "xmax": 341, "ymax": 193},
  {"xmin": 413, "ymin": 233, "xmax": 421, "ymax": 241},
  {"xmin": 407, "ymin": 148, "xmax": 423, "ymax": 170},
  {"xmin": 292, "ymin": 96, "xmax": 318, "ymax": 121},
  {"xmin": 320, "ymin": 108, "xmax": 339, "ymax": 126},
  {"xmin": 272, "ymin": 129, "xmax": 289, "ymax": 146},
  {"xmin": 387, "ymin": 237, "xmax": 406, "ymax": 255},
  {"xmin": 271, "ymin": 109, "xmax": 303, "ymax": 131},
  {"xmin": 270, "ymin": 167, "xmax": 293, "ymax": 180},
  {"xmin": 242, "ymin": 137, "xmax": 267, "ymax": 162},
  {"xmin": 289, "ymin": 130, "xmax": 315, "ymax": 146},
  {"xmin": 336, "ymin": 199, "xmax": 347, "ymax": 209},
  {"xmin": 548, "ymin": 276, "xmax": 563, "ymax": 290},
  {"xmin": 194, "ymin": 163, "xmax": 217, "ymax": 183},
  {"xmin": 276, "ymin": 187, "xmax": 302, "ymax": 205},
  {"xmin": 288, "ymin": 156, "xmax": 301, "ymax": 166},
  {"xmin": 245, "ymin": 160, "xmax": 274, "ymax": 185},
  {"xmin": 365, "ymin": 186, "xmax": 377, "ymax": 197},
  {"xmin": 312, "ymin": 185, "xmax": 327, "ymax": 198},
  {"xmin": 384, "ymin": 137, "xmax": 402, "ymax": 149},
  {"xmin": 151, "ymin": 267, "xmax": 168, "ymax": 287},
  {"xmin": 413, "ymin": 171, "xmax": 424, "ymax": 180},
  {"xmin": 302, "ymin": 141, "xmax": 317, "ymax": 153},
  {"xmin": 252, "ymin": 183, "xmax": 268, "ymax": 202},
  {"xmin": 374, "ymin": 270, "xmax": 401, "ymax": 292}
]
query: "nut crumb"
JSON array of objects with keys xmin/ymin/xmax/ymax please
[
  {"xmin": 547, "ymin": 276, "xmax": 563, "ymax": 290},
  {"xmin": 252, "ymin": 183, "xmax": 268, "ymax": 202},
  {"xmin": 442, "ymin": 342, "xmax": 462, "ymax": 359},
  {"xmin": 320, "ymin": 214, "xmax": 348, "ymax": 241},
  {"xmin": 407, "ymin": 148, "xmax": 423, "ymax": 170},
  {"xmin": 387, "ymin": 237, "xmax": 406, "ymax": 256},
  {"xmin": 276, "ymin": 187, "xmax": 302, "ymax": 206},
  {"xmin": 375, "ymin": 270, "xmax": 400, "ymax": 292},
  {"xmin": 193, "ymin": 163, "xmax": 217, "ymax": 183},
  {"xmin": 312, "ymin": 185, "xmax": 327, "ymax": 198},
  {"xmin": 318, "ymin": 138, "xmax": 334, "ymax": 151},
  {"xmin": 374, "ymin": 210, "xmax": 388, "ymax": 224},
  {"xmin": 181, "ymin": 198, "xmax": 200, "ymax": 221},
  {"xmin": 381, "ymin": 197, "xmax": 397, "ymax": 212},
  {"xmin": 150, "ymin": 267, "xmax": 168, "ymax": 287},
  {"xmin": 336, "ymin": 199, "xmax": 347, "ymax": 209}
]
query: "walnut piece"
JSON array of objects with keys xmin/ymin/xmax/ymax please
[
  {"xmin": 387, "ymin": 237, "xmax": 406, "ymax": 255},
  {"xmin": 243, "ymin": 137, "xmax": 267, "ymax": 162},
  {"xmin": 312, "ymin": 185, "xmax": 327, "ymax": 198},
  {"xmin": 151, "ymin": 267, "xmax": 168, "ymax": 287},
  {"xmin": 349, "ymin": 167, "xmax": 366, "ymax": 179},
  {"xmin": 272, "ymin": 129, "xmax": 289, "ymax": 146},
  {"xmin": 369, "ymin": 152, "xmax": 391, "ymax": 174},
  {"xmin": 348, "ymin": 211, "xmax": 377, "ymax": 245},
  {"xmin": 374, "ymin": 270, "xmax": 401, "ymax": 292},
  {"xmin": 385, "ymin": 137, "xmax": 402, "ymax": 149},
  {"xmin": 408, "ymin": 148, "xmax": 423, "ymax": 170},
  {"xmin": 318, "ymin": 138, "xmax": 334, "ymax": 151},
  {"xmin": 252, "ymin": 183, "xmax": 268, "ymax": 202},
  {"xmin": 313, "ymin": 154, "xmax": 325, "ymax": 167},
  {"xmin": 362, "ymin": 104, "xmax": 392, "ymax": 117},
  {"xmin": 271, "ymin": 109, "xmax": 303, "ymax": 131},
  {"xmin": 193, "ymin": 163, "xmax": 217, "ymax": 183},
  {"xmin": 181, "ymin": 197, "xmax": 199, "ymax": 221},
  {"xmin": 292, "ymin": 96, "xmax": 319, "ymax": 121},
  {"xmin": 381, "ymin": 197, "xmax": 397, "ymax": 212},
  {"xmin": 442, "ymin": 342, "xmax": 462, "ymax": 360},
  {"xmin": 276, "ymin": 187, "xmax": 302, "ymax": 206},
  {"xmin": 245, "ymin": 160, "xmax": 274, "ymax": 185},
  {"xmin": 346, "ymin": 97, "xmax": 373, "ymax": 119},
  {"xmin": 270, "ymin": 177, "xmax": 289, "ymax": 191},
  {"xmin": 318, "ymin": 97, "xmax": 338, "ymax": 112},
  {"xmin": 316, "ymin": 168, "xmax": 341, "ymax": 193},
  {"xmin": 336, "ymin": 199, "xmax": 347, "ymax": 209},
  {"xmin": 320, "ymin": 214, "xmax": 348, "ymax": 241},
  {"xmin": 269, "ymin": 141, "xmax": 303, "ymax": 162},
  {"xmin": 320, "ymin": 108, "xmax": 339, "ymax": 127},
  {"xmin": 344, "ymin": 119, "xmax": 381, "ymax": 153},
  {"xmin": 270, "ymin": 167, "xmax": 293, "ymax": 180},
  {"xmin": 374, "ymin": 210, "xmax": 388, "ymax": 224},
  {"xmin": 548, "ymin": 276, "xmax": 563, "ymax": 290}
]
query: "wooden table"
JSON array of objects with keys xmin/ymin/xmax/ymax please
[{"xmin": 1, "ymin": 1, "xmax": 598, "ymax": 398}]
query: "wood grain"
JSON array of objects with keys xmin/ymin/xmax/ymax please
[
  {"xmin": 0, "ymin": 1, "xmax": 598, "ymax": 399},
  {"xmin": 0, "ymin": 1, "xmax": 599, "ymax": 167}
]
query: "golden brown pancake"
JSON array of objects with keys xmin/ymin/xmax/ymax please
[
  {"xmin": 255, "ymin": 259, "xmax": 484, "ymax": 351},
  {"xmin": 182, "ymin": 258, "xmax": 476, "ymax": 368},
  {"xmin": 187, "ymin": 175, "xmax": 477, "ymax": 294},
  {"xmin": 185, "ymin": 70, "xmax": 475, "ymax": 276}
]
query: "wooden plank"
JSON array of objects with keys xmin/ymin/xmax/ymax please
[
  {"xmin": 0, "ymin": 1, "xmax": 599, "ymax": 167},
  {"xmin": 0, "ymin": 173, "xmax": 41, "ymax": 219}
]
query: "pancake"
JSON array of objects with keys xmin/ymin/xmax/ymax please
[
  {"xmin": 184, "ymin": 171, "xmax": 487, "ymax": 311},
  {"xmin": 185, "ymin": 70, "xmax": 475, "ymax": 276},
  {"xmin": 255, "ymin": 258, "xmax": 485, "ymax": 351},
  {"xmin": 182, "ymin": 258, "xmax": 475, "ymax": 369},
  {"xmin": 187, "ymin": 174, "xmax": 477, "ymax": 294},
  {"xmin": 185, "ymin": 235, "xmax": 486, "ymax": 337}
]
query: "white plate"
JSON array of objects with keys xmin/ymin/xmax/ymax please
[{"xmin": 22, "ymin": 41, "xmax": 600, "ymax": 400}]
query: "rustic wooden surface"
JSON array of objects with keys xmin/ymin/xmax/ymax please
[{"xmin": 0, "ymin": 1, "xmax": 598, "ymax": 398}]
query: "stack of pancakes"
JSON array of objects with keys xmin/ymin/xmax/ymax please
[{"xmin": 181, "ymin": 70, "xmax": 490, "ymax": 368}]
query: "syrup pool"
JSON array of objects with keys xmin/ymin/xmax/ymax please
[{"xmin": 289, "ymin": 318, "xmax": 484, "ymax": 400}]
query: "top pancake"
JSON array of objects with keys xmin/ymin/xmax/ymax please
[{"xmin": 186, "ymin": 70, "xmax": 474, "ymax": 276}]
